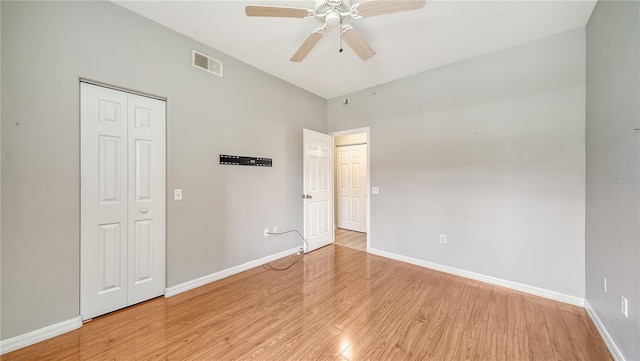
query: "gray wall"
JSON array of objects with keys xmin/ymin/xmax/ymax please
[
  {"xmin": 0, "ymin": 1, "xmax": 325, "ymax": 340},
  {"xmin": 586, "ymin": 1, "xmax": 640, "ymax": 360},
  {"xmin": 327, "ymin": 28, "xmax": 586, "ymax": 297}
]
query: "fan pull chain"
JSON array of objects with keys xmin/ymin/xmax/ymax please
[{"xmin": 339, "ymin": 25, "xmax": 344, "ymax": 53}]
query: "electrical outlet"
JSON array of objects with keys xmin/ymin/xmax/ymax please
[
  {"xmin": 297, "ymin": 246, "xmax": 304, "ymax": 255},
  {"xmin": 440, "ymin": 234, "xmax": 447, "ymax": 244},
  {"xmin": 603, "ymin": 277, "xmax": 607, "ymax": 293},
  {"xmin": 621, "ymin": 295, "xmax": 628, "ymax": 318},
  {"xmin": 264, "ymin": 228, "xmax": 269, "ymax": 237},
  {"xmin": 273, "ymin": 226, "xmax": 278, "ymax": 234}
]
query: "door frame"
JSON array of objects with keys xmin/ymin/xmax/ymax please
[{"xmin": 329, "ymin": 127, "xmax": 370, "ymax": 252}]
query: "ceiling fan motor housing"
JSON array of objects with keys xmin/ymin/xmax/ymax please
[{"xmin": 315, "ymin": 0, "xmax": 351, "ymax": 26}]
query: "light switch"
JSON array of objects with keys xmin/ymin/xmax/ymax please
[
  {"xmin": 174, "ymin": 189, "xmax": 183, "ymax": 201},
  {"xmin": 371, "ymin": 187, "xmax": 380, "ymax": 195}
]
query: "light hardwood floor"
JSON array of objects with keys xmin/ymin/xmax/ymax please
[
  {"xmin": 334, "ymin": 228, "xmax": 366, "ymax": 251},
  {"xmin": 3, "ymin": 245, "xmax": 611, "ymax": 360}
]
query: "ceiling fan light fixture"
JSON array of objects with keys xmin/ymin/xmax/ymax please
[{"xmin": 325, "ymin": 11, "xmax": 341, "ymax": 27}]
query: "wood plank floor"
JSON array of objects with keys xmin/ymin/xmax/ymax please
[
  {"xmin": 334, "ymin": 228, "xmax": 366, "ymax": 252},
  {"xmin": 3, "ymin": 245, "xmax": 612, "ymax": 360}
]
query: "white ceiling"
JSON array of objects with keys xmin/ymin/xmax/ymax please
[{"xmin": 114, "ymin": 0, "xmax": 596, "ymax": 99}]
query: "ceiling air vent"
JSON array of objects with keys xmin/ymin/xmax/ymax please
[{"xmin": 192, "ymin": 50, "xmax": 223, "ymax": 77}]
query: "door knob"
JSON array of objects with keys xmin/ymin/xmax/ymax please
[
  {"xmin": 301, "ymin": 194, "xmax": 312, "ymax": 199},
  {"xmin": 141, "ymin": 208, "xmax": 148, "ymax": 214}
]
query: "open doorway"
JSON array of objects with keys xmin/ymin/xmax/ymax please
[{"xmin": 330, "ymin": 128, "xmax": 370, "ymax": 252}]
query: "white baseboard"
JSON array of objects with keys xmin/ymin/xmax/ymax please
[
  {"xmin": 165, "ymin": 246, "xmax": 300, "ymax": 297},
  {"xmin": 585, "ymin": 300, "xmax": 626, "ymax": 361},
  {"xmin": 368, "ymin": 247, "xmax": 585, "ymax": 306},
  {"xmin": 0, "ymin": 316, "xmax": 82, "ymax": 355}
]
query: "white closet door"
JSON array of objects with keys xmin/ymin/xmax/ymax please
[
  {"xmin": 81, "ymin": 83, "xmax": 165, "ymax": 320},
  {"xmin": 127, "ymin": 93, "xmax": 165, "ymax": 305},
  {"xmin": 336, "ymin": 144, "xmax": 367, "ymax": 232},
  {"xmin": 81, "ymin": 83, "xmax": 129, "ymax": 319}
]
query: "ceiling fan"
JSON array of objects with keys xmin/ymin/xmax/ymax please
[{"xmin": 245, "ymin": 0, "xmax": 426, "ymax": 62}]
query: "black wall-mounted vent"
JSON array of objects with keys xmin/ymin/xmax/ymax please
[{"xmin": 220, "ymin": 154, "xmax": 272, "ymax": 167}]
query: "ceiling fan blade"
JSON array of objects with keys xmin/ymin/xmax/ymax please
[
  {"xmin": 245, "ymin": 5, "xmax": 313, "ymax": 18},
  {"xmin": 351, "ymin": 0, "xmax": 426, "ymax": 18},
  {"xmin": 290, "ymin": 29, "xmax": 325, "ymax": 62},
  {"xmin": 341, "ymin": 25, "xmax": 376, "ymax": 61}
]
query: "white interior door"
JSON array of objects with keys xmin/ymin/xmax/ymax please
[
  {"xmin": 303, "ymin": 129, "xmax": 333, "ymax": 252},
  {"xmin": 81, "ymin": 83, "xmax": 128, "ymax": 319},
  {"xmin": 81, "ymin": 82, "xmax": 165, "ymax": 320},
  {"xmin": 336, "ymin": 144, "xmax": 367, "ymax": 233},
  {"xmin": 126, "ymin": 93, "xmax": 166, "ymax": 306}
]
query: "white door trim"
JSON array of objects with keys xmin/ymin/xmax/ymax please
[
  {"xmin": 80, "ymin": 78, "xmax": 166, "ymax": 101},
  {"xmin": 329, "ymin": 127, "xmax": 371, "ymax": 252}
]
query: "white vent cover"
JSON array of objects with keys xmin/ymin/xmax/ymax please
[{"xmin": 192, "ymin": 50, "xmax": 223, "ymax": 77}]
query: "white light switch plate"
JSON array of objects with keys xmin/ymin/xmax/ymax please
[
  {"xmin": 372, "ymin": 187, "xmax": 380, "ymax": 195},
  {"xmin": 174, "ymin": 189, "xmax": 183, "ymax": 201}
]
